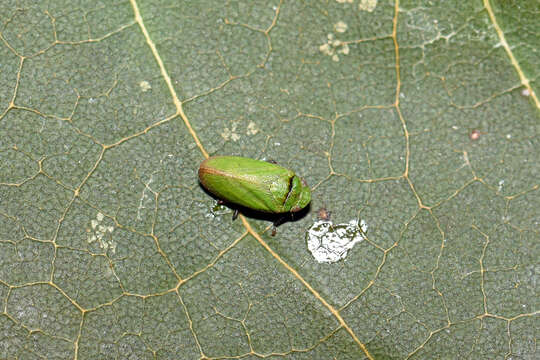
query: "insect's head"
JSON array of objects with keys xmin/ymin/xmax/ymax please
[{"xmin": 290, "ymin": 177, "xmax": 311, "ymax": 212}]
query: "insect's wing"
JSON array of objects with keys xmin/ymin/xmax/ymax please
[{"xmin": 199, "ymin": 156, "xmax": 293, "ymax": 213}]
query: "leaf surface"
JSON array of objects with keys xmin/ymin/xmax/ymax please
[{"xmin": 1, "ymin": 0, "xmax": 538, "ymax": 359}]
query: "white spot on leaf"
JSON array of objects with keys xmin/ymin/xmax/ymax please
[
  {"xmin": 334, "ymin": 21, "xmax": 348, "ymax": 33},
  {"xmin": 221, "ymin": 124, "xmax": 240, "ymax": 142},
  {"xmin": 319, "ymin": 43, "xmax": 334, "ymax": 56},
  {"xmin": 319, "ymin": 31, "xmax": 350, "ymax": 61},
  {"xmin": 338, "ymin": 43, "xmax": 350, "ymax": 55},
  {"xmin": 87, "ymin": 213, "xmax": 117, "ymax": 254},
  {"xmin": 139, "ymin": 80, "xmax": 152, "ymax": 92},
  {"xmin": 359, "ymin": 0, "xmax": 378, "ymax": 12},
  {"xmin": 306, "ymin": 219, "xmax": 368, "ymax": 263},
  {"xmin": 246, "ymin": 121, "xmax": 259, "ymax": 135}
]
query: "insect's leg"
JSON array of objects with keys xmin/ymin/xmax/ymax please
[
  {"xmin": 271, "ymin": 215, "xmax": 288, "ymax": 236},
  {"xmin": 265, "ymin": 159, "xmax": 278, "ymax": 164},
  {"xmin": 232, "ymin": 209, "xmax": 239, "ymax": 221}
]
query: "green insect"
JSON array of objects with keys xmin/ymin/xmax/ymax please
[{"xmin": 198, "ymin": 156, "xmax": 311, "ymax": 234}]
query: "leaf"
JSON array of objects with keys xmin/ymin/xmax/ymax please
[{"xmin": 0, "ymin": 0, "xmax": 538, "ymax": 359}]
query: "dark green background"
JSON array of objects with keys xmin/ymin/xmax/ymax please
[{"xmin": 0, "ymin": 0, "xmax": 538, "ymax": 359}]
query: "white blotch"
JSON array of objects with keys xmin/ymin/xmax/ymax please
[
  {"xmin": 246, "ymin": 121, "xmax": 259, "ymax": 135},
  {"xmin": 334, "ymin": 21, "xmax": 348, "ymax": 33},
  {"xmin": 221, "ymin": 124, "xmax": 240, "ymax": 142},
  {"xmin": 452, "ymin": 125, "xmax": 459, "ymax": 130},
  {"xmin": 306, "ymin": 219, "xmax": 368, "ymax": 263},
  {"xmin": 319, "ymin": 43, "xmax": 334, "ymax": 56},
  {"xmin": 319, "ymin": 32, "xmax": 350, "ymax": 61},
  {"xmin": 336, "ymin": 0, "xmax": 354, "ymax": 3},
  {"xmin": 88, "ymin": 98, "xmax": 97, "ymax": 104},
  {"xmin": 274, "ymin": 142, "xmax": 281, "ymax": 146},
  {"xmin": 506, "ymin": 134, "xmax": 512, "ymax": 139},
  {"xmin": 521, "ymin": 88, "xmax": 530, "ymax": 97},
  {"xmin": 139, "ymin": 81, "xmax": 152, "ymax": 92},
  {"xmin": 87, "ymin": 212, "xmax": 117, "ymax": 254},
  {"xmin": 359, "ymin": 0, "xmax": 377, "ymax": 12},
  {"xmin": 338, "ymin": 43, "xmax": 350, "ymax": 55},
  {"xmin": 498, "ymin": 180, "xmax": 504, "ymax": 192}
]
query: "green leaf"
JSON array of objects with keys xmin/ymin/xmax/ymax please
[{"xmin": 1, "ymin": 0, "xmax": 538, "ymax": 359}]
